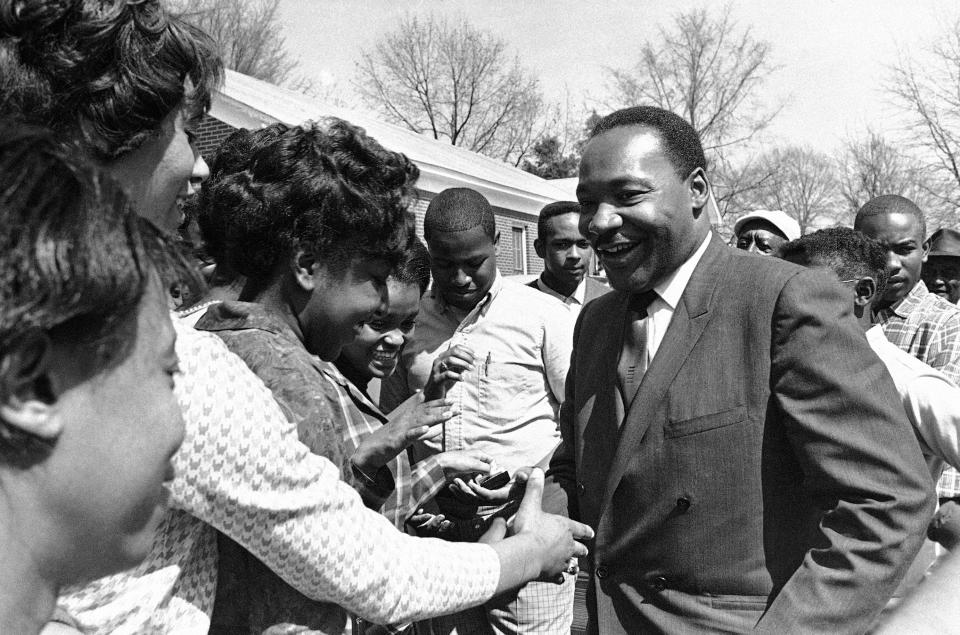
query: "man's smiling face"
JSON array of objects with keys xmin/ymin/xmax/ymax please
[{"xmin": 576, "ymin": 125, "xmax": 708, "ymax": 294}]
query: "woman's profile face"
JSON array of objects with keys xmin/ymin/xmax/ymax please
[{"xmin": 107, "ymin": 102, "xmax": 209, "ymax": 232}]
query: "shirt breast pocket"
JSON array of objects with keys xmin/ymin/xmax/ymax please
[
  {"xmin": 664, "ymin": 404, "xmax": 747, "ymax": 439},
  {"xmin": 478, "ymin": 362, "xmax": 536, "ymax": 425}
]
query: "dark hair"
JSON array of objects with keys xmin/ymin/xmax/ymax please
[
  {"xmin": 853, "ymin": 194, "xmax": 926, "ymax": 239},
  {"xmin": 777, "ymin": 227, "xmax": 889, "ymax": 298},
  {"xmin": 0, "ymin": 0, "xmax": 223, "ymax": 161},
  {"xmin": 537, "ymin": 200, "xmax": 581, "ymax": 241},
  {"xmin": 590, "ymin": 106, "xmax": 706, "ymax": 180},
  {"xmin": 0, "ymin": 123, "xmax": 174, "ymax": 466},
  {"xmin": 193, "ymin": 123, "xmax": 291, "ymax": 267},
  {"xmin": 423, "ymin": 188, "xmax": 496, "ymax": 241},
  {"xmin": 392, "ymin": 237, "xmax": 431, "ymax": 296},
  {"xmin": 207, "ymin": 119, "xmax": 419, "ymax": 283}
]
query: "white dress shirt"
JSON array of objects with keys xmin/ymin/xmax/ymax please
[
  {"xmin": 866, "ymin": 324, "xmax": 960, "ymax": 479},
  {"xmin": 643, "ymin": 232, "xmax": 713, "ymax": 364}
]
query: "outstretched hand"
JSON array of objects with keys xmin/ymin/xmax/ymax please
[
  {"xmin": 480, "ymin": 468, "xmax": 593, "ymax": 581},
  {"xmin": 353, "ymin": 397, "xmax": 457, "ymax": 470}
]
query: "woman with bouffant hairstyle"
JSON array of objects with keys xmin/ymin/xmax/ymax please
[
  {"xmin": 0, "ymin": 0, "xmax": 221, "ymax": 229},
  {"xmin": 0, "ymin": 123, "xmax": 186, "ymax": 635}
]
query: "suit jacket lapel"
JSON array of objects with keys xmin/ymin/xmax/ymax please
[{"xmin": 599, "ymin": 235, "xmax": 728, "ymax": 519}]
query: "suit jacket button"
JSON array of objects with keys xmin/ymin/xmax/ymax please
[
  {"xmin": 595, "ymin": 565, "xmax": 609, "ymax": 579},
  {"xmin": 650, "ymin": 575, "xmax": 667, "ymax": 591},
  {"xmin": 676, "ymin": 497, "xmax": 691, "ymax": 512},
  {"xmin": 577, "ymin": 481, "xmax": 586, "ymax": 495}
]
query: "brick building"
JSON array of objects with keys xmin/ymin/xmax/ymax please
[{"xmin": 197, "ymin": 70, "xmax": 572, "ymax": 277}]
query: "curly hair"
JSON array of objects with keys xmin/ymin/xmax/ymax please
[
  {"xmin": 202, "ymin": 118, "xmax": 420, "ymax": 284},
  {"xmin": 0, "ymin": 0, "xmax": 222, "ymax": 161},
  {"xmin": 0, "ymin": 122, "xmax": 189, "ymax": 466},
  {"xmin": 193, "ymin": 123, "xmax": 291, "ymax": 267}
]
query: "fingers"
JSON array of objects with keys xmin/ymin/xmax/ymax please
[
  {"xmin": 567, "ymin": 518, "xmax": 595, "ymax": 542},
  {"xmin": 466, "ymin": 478, "xmax": 512, "ymax": 503},
  {"xmin": 515, "ymin": 467, "xmax": 545, "ymax": 523},
  {"xmin": 478, "ymin": 517, "xmax": 507, "ymax": 544}
]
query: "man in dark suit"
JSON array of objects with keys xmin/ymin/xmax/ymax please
[
  {"xmin": 529, "ymin": 201, "xmax": 609, "ymax": 311},
  {"xmin": 547, "ymin": 106, "xmax": 935, "ymax": 634}
]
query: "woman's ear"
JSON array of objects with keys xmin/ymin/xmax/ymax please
[
  {"xmin": 0, "ymin": 330, "xmax": 62, "ymax": 440},
  {"xmin": 293, "ymin": 249, "xmax": 318, "ymax": 293}
]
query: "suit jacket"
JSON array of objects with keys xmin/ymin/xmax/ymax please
[{"xmin": 548, "ymin": 234, "xmax": 935, "ymax": 634}]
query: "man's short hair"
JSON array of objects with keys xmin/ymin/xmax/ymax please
[
  {"xmin": 853, "ymin": 195, "xmax": 927, "ymax": 239},
  {"xmin": 392, "ymin": 236, "xmax": 431, "ymax": 296},
  {"xmin": 537, "ymin": 201, "xmax": 581, "ymax": 241},
  {"xmin": 0, "ymin": 0, "xmax": 223, "ymax": 160},
  {"xmin": 0, "ymin": 123, "xmax": 189, "ymax": 466},
  {"xmin": 423, "ymin": 187, "xmax": 496, "ymax": 241},
  {"xmin": 590, "ymin": 106, "xmax": 706, "ymax": 180},
  {"xmin": 777, "ymin": 227, "xmax": 889, "ymax": 297}
]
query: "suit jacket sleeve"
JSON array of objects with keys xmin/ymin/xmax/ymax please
[{"xmin": 757, "ymin": 270, "xmax": 936, "ymax": 633}]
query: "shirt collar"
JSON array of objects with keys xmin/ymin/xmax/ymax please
[
  {"xmin": 880, "ymin": 280, "xmax": 928, "ymax": 320},
  {"xmin": 536, "ymin": 275, "xmax": 586, "ymax": 304},
  {"xmin": 431, "ymin": 270, "xmax": 503, "ymax": 319},
  {"xmin": 652, "ymin": 232, "xmax": 712, "ymax": 309},
  {"xmin": 865, "ymin": 324, "xmax": 886, "ymax": 345}
]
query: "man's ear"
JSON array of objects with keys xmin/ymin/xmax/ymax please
[
  {"xmin": 534, "ymin": 238, "xmax": 545, "ymax": 259},
  {"xmin": 854, "ymin": 276, "xmax": 877, "ymax": 309},
  {"xmin": 687, "ymin": 167, "xmax": 709, "ymax": 211},
  {"xmin": 922, "ymin": 237, "xmax": 931, "ymax": 264},
  {"xmin": 0, "ymin": 330, "xmax": 62, "ymax": 440},
  {"xmin": 292, "ymin": 249, "xmax": 318, "ymax": 292}
]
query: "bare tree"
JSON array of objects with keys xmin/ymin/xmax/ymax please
[
  {"xmin": 839, "ymin": 129, "xmax": 958, "ymax": 231},
  {"xmin": 170, "ymin": 0, "xmax": 300, "ymax": 87},
  {"xmin": 742, "ymin": 146, "xmax": 843, "ymax": 234},
  {"xmin": 605, "ymin": 4, "xmax": 780, "ymax": 153},
  {"xmin": 355, "ymin": 15, "xmax": 547, "ymax": 166},
  {"xmin": 887, "ymin": 18, "xmax": 960, "ymax": 211}
]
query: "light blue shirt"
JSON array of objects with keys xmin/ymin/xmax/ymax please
[{"xmin": 381, "ymin": 272, "xmax": 573, "ymax": 471}]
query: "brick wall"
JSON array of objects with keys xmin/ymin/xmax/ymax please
[
  {"xmin": 196, "ymin": 114, "xmax": 238, "ymax": 160},
  {"xmin": 410, "ymin": 193, "xmax": 543, "ymax": 278}
]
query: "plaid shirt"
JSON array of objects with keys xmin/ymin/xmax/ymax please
[
  {"xmin": 58, "ymin": 311, "xmax": 499, "ymax": 633},
  {"xmin": 877, "ymin": 281, "xmax": 960, "ymax": 497},
  {"xmin": 315, "ymin": 361, "xmax": 448, "ymax": 530}
]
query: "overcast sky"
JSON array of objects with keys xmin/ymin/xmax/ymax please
[{"xmin": 277, "ymin": 0, "xmax": 957, "ymax": 155}]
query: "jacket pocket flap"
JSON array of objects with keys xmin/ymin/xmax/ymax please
[{"xmin": 665, "ymin": 405, "xmax": 746, "ymax": 438}]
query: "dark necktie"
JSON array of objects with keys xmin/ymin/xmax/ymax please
[{"xmin": 618, "ymin": 290, "xmax": 658, "ymax": 409}]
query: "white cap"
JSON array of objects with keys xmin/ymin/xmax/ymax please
[{"xmin": 733, "ymin": 210, "xmax": 801, "ymax": 241}]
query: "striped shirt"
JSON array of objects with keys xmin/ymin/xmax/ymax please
[{"xmin": 877, "ymin": 281, "xmax": 960, "ymax": 497}]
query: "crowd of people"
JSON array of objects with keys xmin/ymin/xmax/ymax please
[{"xmin": 2, "ymin": 1, "xmax": 960, "ymax": 634}]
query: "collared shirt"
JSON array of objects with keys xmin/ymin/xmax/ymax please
[
  {"xmin": 866, "ymin": 325, "xmax": 960, "ymax": 478},
  {"xmin": 535, "ymin": 275, "xmax": 586, "ymax": 308},
  {"xmin": 877, "ymin": 281, "xmax": 960, "ymax": 496},
  {"xmin": 59, "ymin": 315, "xmax": 499, "ymax": 633},
  {"xmin": 381, "ymin": 272, "xmax": 573, "ymax": 472},
  {"xmin": 643, "ymin": 232, "xmax": 713, "ymax": 363}
]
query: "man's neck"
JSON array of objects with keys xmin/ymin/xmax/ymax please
[{"xmin": 539, "ymin": 270, "xmax": 580, "ymax": 298}]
